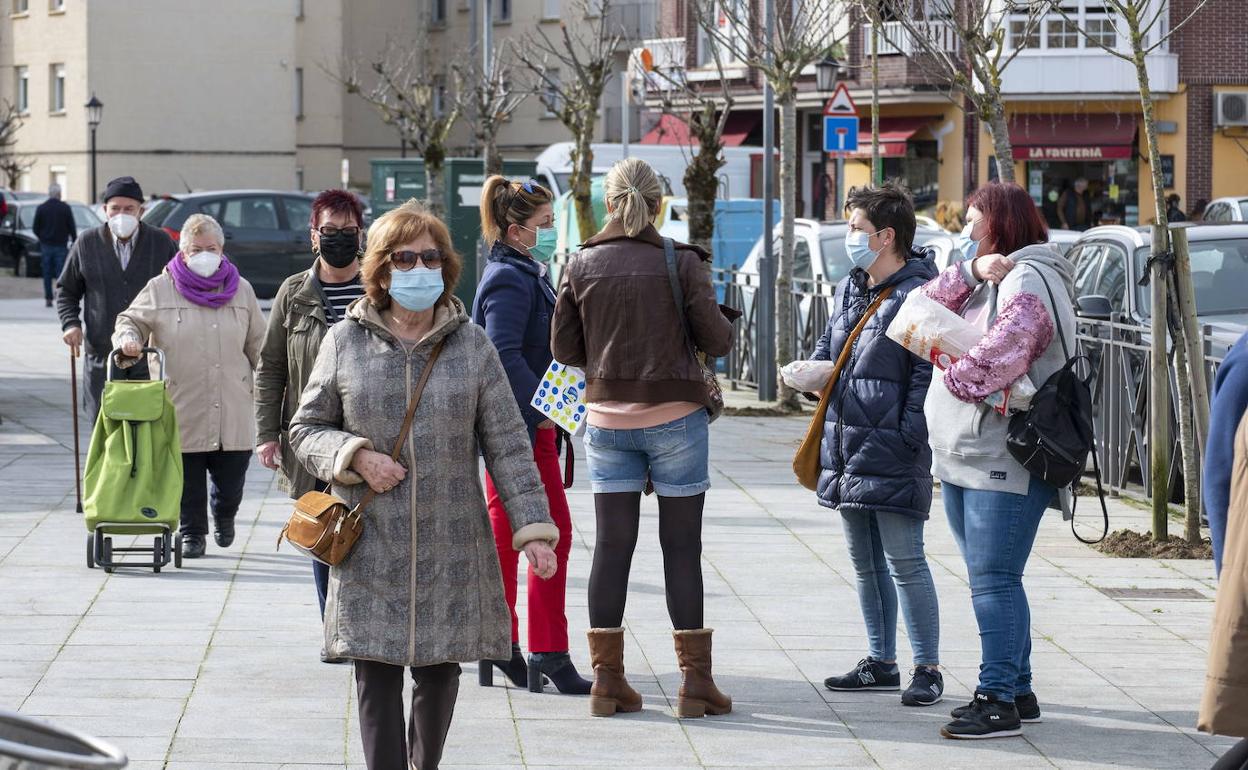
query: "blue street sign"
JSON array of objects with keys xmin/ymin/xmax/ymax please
[{"xmin": 823, "ymin": 116, "xmax": 860, "ymax": 153}]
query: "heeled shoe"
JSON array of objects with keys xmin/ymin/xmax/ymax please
[
  {"xmin": 478, "ymin": 642, "xmax": 528, "ymax": 688},
  {"xmin": 528, "ymin": 652, "xmax": 592, "ymax": 694}
]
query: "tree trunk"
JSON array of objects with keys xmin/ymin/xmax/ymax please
[
  {"xmin": 484, "ymin": 132, "xmax": 503, "ymax": 177},
  {"xmin": 1170, "ymin": 309, "xmax": 1202, "ymax": 545},
  {"xmin": 684, "ymin": 112, "xmax": 725, "ymax": 255},
  {"xmin": 776, "ymin": 93, "xmax": 799, "ymax": 410},
  {"xmin": 982, "ymin": 94, "xmax": 1016, "ymax": 185},
  {"xmin": 570, "ymin": 124, "xmax": 598, "ymax": 243},
  {"xmin": 871, "ymin": 7, "xmax": 881, "ymax": 184},
  {"xmin": 425, "ymin": 153, "xmax": 445, "ymax": 218}
]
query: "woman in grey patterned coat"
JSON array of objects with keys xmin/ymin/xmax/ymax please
[{"xmin": 290, "ymin": 200, "xmax": 559, "ymax": 770}]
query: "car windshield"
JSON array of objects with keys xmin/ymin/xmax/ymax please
[
  {"xmin": 1136, "ymin": 239, "xmax": 1248, "ymax": 316},
  {"xmin": 72, "ymin": 205, "xmax": 101, "ymax": 228},
  {"xmin": 18, "ymin": 207, "xmax": 36, "ymax": 228},
  {"xmin": 142, "ymin": 198, "xmax": 178, "ymax": 225}
]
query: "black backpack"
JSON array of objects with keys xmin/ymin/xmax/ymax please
[{"xmin": 1004, "ymin": 266, "xmax": 1109, "ymax": 544}]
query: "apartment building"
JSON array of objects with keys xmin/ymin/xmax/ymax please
[{"xmin": 0, "ymin": 0, "xmax": 656, "ymax": 201}]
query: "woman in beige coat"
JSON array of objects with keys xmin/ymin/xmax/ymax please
[
  {"xmin": 290, "ymin": 201, "xmax": 558, "ymax": 770},
  {"xmin": 112, "ymin": 213, "xmax": 265, "ymax": 559},
  {"xmin": 1200, "ymin": 410, "xmax": 1248, "ymax": 769}
]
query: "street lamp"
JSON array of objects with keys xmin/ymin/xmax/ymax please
[
  {"xmin": 815, "ymin": 57, "xmax": 841, "ymax": 221},
  {"xmin": 85, "ymin": 94, "xmax": 103, "ymax": 204}
]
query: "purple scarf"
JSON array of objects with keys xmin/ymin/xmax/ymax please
[{"xmin": 168, "ymin": 252, "xmax": 240, "ymax": 308}]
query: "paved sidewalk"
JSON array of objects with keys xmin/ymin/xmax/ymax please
[{"xmin": 0, "ymin": 295, "xmax": 1236, "ymax": 769}]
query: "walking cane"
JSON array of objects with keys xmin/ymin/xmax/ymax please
[{"xmin": 70, "ymin": 347, "xmax": 83, "ymax": 514}]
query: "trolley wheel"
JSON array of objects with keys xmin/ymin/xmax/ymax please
[
  {"xmin": 86, "ymin": 534, "xmax": 95, "ymax": 569},
  {"xmin": 153, "ymin": 537, "xmax": 164, "ymax": 573},
  {"xmin": 174, "ymin": 534, "xmax": 183, "ymax": 569},
  {"xmin": 102, "ymin": 537, "xmax": 113, "ymax": 574}
]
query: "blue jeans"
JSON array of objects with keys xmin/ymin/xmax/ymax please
[
  {"xmin": 583, "ymin": 409, "xmax": 710, "ymax": 497},
  {"xmin": 841, "ymin": 510, "xmax": 940, "ymax": 666},
  {"xmin": 40, "ymin": 244, "xmax": 68, "ymax": 301},
  {"xmin": 943, "ymin": 475, "xmax": 1054, "ymax": 701}
]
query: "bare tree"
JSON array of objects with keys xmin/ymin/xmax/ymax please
[
  {"xmin": 1055, "ymin": 0, "xmax": 1211, "ymax": 542},
  {"xmin": 695, "ymin": 0, "xmax": 849, "ymax": 409},
  {"xmin": 878, "ymin": 0, "xmax": 1051, "ymax": 185},
  {"xmin": 642, "ymin": 34, "xmax": 737, "ymax": 253},
  {"xmin": 0, "ymin": 102, "xmax": 33, "ymax": 189},
  {"xmin": 330, "ymin": 43, "xmax": 465, "ymax": 217},
  {"xmin": 515, "ymin": 0, "xmax": 621, "ymax": 242},
  {"xmin": 455, "ymin": 42, "xmax": 529, "ymax": 178}
]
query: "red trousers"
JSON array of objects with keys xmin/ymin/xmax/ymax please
[{"xmin": 484, "ymin": 427, "xmax": 574, "ymax": 653}]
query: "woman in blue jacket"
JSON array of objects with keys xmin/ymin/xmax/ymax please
[
  {"xmin": 471, "ymin": 177, "xmax": 591, "ymax": 695},
  {"xmin": 812, "ymin": 184, "xmax": 942, "ymax": 707}
]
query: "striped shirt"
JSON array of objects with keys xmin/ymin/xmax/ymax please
[{"xmin": 321, "ymin": 276, "xmax": 365, "ymax": 325}]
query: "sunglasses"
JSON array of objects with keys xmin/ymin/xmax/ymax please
[
  {"xmin": 521, "ymin": 179, "xmax": 539, "ymax": 194},
  {"xmin": 391, "ymin": 249, "xmax": 445, "ymax": 271},
  {"xmin": 317, "ymin": 225, "xmax": 361, "ymax": 237}
]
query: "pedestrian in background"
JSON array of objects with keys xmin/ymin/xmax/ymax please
[
  {"xmin": 1057, "ymin": 178, "xmax": 1091, "ymax": 231},
  {"xmin": 254, "ymin": 189, "xmax": 367, "ymax": 662},
  {"xmin": 290, "ymin": 201, "xmax": 559, "ymax": 770},
  {"xmin": 472, "ymin": 175, "xmax": 591, "ymax": 695},
  {"xmin": 552, "ymin": 158, "xmax": 736, "ymax": 719},
  {"xmin": 57, "ymin": 176, "xmax": 176, "ymax": 425},
  {"xmin": 1166, "ymin": 193, "xmax": 1188, "ymax": 223},
  {"xmin": 919, "ymin": 182, "xmax": 1076, "ymax": 740},
  {"xmin": 31, "ymin": 183, "xmax": 76, "ymax": 308},
  {"xmin": 112, "ymin": 213, "xmax": 265, "ymax": 559},
  {"xmin": 812, "ymin": 184, "xmax": 944, "ymax": 708},
  {"xmin": 1199, "ymin": 330, "xmax": 1248, "ymax": 768}
]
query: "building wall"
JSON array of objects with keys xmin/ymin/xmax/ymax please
[
  {"xmin": 295, "ymin": 0, "xmax": 349, "ymax": 192},
  {"xmin": 1210, "ymin": 86, "xmax": 1248, "ymax": 200}
]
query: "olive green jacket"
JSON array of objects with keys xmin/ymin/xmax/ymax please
[{"xmin": 254, "ymin": 260, "xmax": 350, "ymax": 498}]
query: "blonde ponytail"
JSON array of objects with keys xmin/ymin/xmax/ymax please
[
  {"xmin": 604, "ymin": 158, "xmax": 662, "ymax": 238},
  {"xmin": 480, "ymin": 175, "xmax": 511, "ymax": 243},
  {"xmin": 480, "ymin": 175, "xmax": 553, "ymax": 244}
]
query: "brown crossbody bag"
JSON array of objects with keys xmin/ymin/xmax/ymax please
[{"xmin": 277, "ymin": 339, "xmax": 447, "ymax": 566}]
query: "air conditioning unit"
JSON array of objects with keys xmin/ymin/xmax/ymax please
[{"xmin": 1215, "ymin": 92, "xmax": 1248, "ymax": 127}]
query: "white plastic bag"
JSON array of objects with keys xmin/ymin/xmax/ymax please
[
  {"xmin": 780, "ymin": 360, "xmax": 840, "ymax": 392},
  {"xmin": 885, "ymin": 291, "xmax": 1035, "ymax": 413}
]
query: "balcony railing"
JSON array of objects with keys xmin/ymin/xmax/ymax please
[
  {"xmin": 606, "ymin": 1, "xmax": 657, "ymax": 43},
  {"xmin": 867, "ymin": 20, "xmax": 960, "ymax": 57}
]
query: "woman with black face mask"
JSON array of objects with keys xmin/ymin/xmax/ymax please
[{"xmin": 254, "ymin": 189, "xmax": 367, "ymax": 664}]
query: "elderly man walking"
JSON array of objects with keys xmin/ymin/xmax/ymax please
[
  {"xmin": 56, "ymin": 176, "xmax": 176, "ymax": 425},
  {"xmin": 32, "ymin": 184, "xmax": 77, "ymax": 308}
]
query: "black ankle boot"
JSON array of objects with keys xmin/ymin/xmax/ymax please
[
  {"xmin": 528, "ymin": 652, "xmax": 592, "ymax": 695},
  {"xmin": 479, "ymin": 643, "xmax": 528, "ymax": 688}
]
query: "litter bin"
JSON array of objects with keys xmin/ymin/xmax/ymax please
[{"xmin": 0, "ymin": 709, "xmax": 127, "ymax": 769}]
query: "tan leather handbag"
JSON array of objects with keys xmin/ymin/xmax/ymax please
[
  {"xmin": 793, "ymin": 287, "xmax": 895, "ymax": 491},
  {"xmin": 277, "ymin": 339, "xmax": 446, "ymax": 566}
]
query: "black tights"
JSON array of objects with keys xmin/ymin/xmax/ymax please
[
  {"xmin": 1214, "ymin": 738, "xmax": 1248, "ymax": 770},
  {"xmin": 587, "ymin": 491, "xmax": 705, "ymax": 630}
]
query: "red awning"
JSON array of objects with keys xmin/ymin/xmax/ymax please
[
  {"xmin": 640, "ymin": 113, "xmax": 759, "ymax": 146},
  {"xmin": 1008, "ymin": 113, "xmax": 1138, "ymax": 161},
  {"xmin": 848, "ymin": 116, "xmax": 937, "ymax": 158}
]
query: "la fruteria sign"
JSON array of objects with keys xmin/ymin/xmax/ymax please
[{"xmin": 1024, "ymin": 145, "xmax": 1133, "ymax": 160}]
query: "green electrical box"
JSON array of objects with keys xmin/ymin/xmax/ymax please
[{"xmin": 370, "ymin": 157, "xmax": 538, "ymax": 306}]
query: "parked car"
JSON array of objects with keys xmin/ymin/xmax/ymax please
[
  {"xmin": 0, "ymin": 199, "xmax": 103, "ymax": 277},
  {"xmin": 1202, "ymin": 197, "xmax": 1248, "ymax": 223},
  {"xmin": 1048, "ymin": 228, "xmax": 1082, "ymax": 255},
  {"xmin": 141, "ymin": 190, "xmax": 317, "ymax": 298}
]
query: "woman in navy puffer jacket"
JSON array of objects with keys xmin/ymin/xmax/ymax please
[{"xmin": 810, "ymin": 184, "xmax": 942, "ymax": 708}]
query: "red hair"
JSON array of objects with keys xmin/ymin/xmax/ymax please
[
  {"xmin": 309, "ymin": 189, "xmax": 364, "ymax": 229},
  {"xmin": 966, "ymin": 182, "xmax": 1048, "ymax": 257}
]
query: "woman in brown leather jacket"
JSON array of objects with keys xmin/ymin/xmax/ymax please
[{"xmin": 552, "ymin": 158, "xmax": 737, "ymax": 720}]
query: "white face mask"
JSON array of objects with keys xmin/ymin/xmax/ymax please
[
  {"xmin": 108, "ymin": 213, "xmax": 139, "ymax": 240},
  {"xmin": 186, "ymin": 250, "xmax": 222, "ymax": 278}
]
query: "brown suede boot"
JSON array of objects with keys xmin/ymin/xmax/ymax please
[
  {"xmin": 673, "ymin": 628, "xmax": 732, "ymax": 718},
  {"xmin": 586, "ymin": 627, "xmax": 643, "ymax": 717}
]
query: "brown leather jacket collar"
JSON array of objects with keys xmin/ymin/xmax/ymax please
[{"xmin": 581, "ymin": 220, "xmax": 712, "ymax": 262}]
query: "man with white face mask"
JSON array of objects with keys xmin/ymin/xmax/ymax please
[{"xmin": 56, "ymin": 175, "xmax": 176, "ymax": 424}]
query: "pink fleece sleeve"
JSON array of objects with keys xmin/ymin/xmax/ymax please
[
  {"xmin": 921, "ymin": 265, "xmax": 975, "ymax": 311},
  {"xmin": 943, "ymin": 291, "xmax": 1055, "ymax": 403}
]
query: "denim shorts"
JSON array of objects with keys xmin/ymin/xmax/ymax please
[{"xmin": 583, "ymin": 409, "xmax": 711, "ymax": 497}]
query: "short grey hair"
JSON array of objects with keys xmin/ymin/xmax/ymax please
[
  {"xmin": 179, "ymin": 213, "xmax": 226, "ymax": 253},
  {"xmin": 48, "ymin": 183, "xmax": 62, "ymax": 198}
]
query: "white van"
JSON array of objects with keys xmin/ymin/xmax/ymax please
[{"xmin": 534, "ymin": 142, "xmax": 758, "ymax": 200}]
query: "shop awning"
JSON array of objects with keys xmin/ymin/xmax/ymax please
[
  {"xmin": 640, "ymin": 113, "xmax": 759, "ymax": 146},
  {"xmin": 1008, "ymin": 113, "xmax": 1138, "ymax": 161},
  {"xmin": 848, "ymin": 116, "xmax": 937, "ymax": 158}
]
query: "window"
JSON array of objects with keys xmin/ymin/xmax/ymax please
[
  {"xmin": 433, "ymin": 81, "xmax": 447, "ymax": 118},
  {"xmin": 542, "ymin": 0, "xmax": 559, "ymax": 18},
  {"xmin": 49, "ymin": 166, "xmax": 67, "ymax": 199},
  {"xmin": 48, "ymin": 0, "xmax": 64, "ymax": 11},
  {"xmin": 220, "ymin": 197, "xmax": 280, "ymax": 230},
  {"xmin": 11, "ymin": 0, "xmax": 28, "ymax": 13},
  {"xmin": 697, "ymin": 0, "xmax": 746, "ymax": 67},
  {"xmin": 294, "ymin": 67, "xmax": 304, "ymax": 119},
  {"xmin": 1009, "ymin": 19, "xmax": 1039, "ymax": 49},
  {"xmin": 282, "ymin": 196, "xmax": 313, "ymax": 231},
  {"xmin": 495, "ymin": 0, "xmax": 511, "ymax": 21},
  {"xmin": 1094, "ymin": 244, "xmax": 1128, "ymax": 313},
  {"xmin": 432, "ymin": 0, "xmax": 446, "ymax": 23},
  {"xmin": 1046, "ymin": 18, "xmax": 1078, "ymax": 48},
  {"xmin": 1084, "ymin": 16, "xmax": 1117, "ymax": 48},
  {"xmin": 1138, "ymin": 240, "xmax": 1248, "ymax": 316},
  {"xmin": 1072, "ymin": 244, "xmax": 1104, "ymax": 298},
  {"xmin": 49, "ymin": 64, "xmax": 65, "ymax": 113},
  {"xmin": 1206, "ymin": 203, "xmax": 1232, "ymax": 222},
  {"xmin": 15, "ymin": 67, "xmax": 28, "ymax": 114},
  {"xmin": 542, "ymin": 70, "xmax": 561, "ymax": 117}
]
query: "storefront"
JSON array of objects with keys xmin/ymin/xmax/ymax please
[{"xmin": 1007, "ymin": 113, "xmax": 1141, "ymax": 228}]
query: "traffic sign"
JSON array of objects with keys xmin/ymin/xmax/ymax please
[
  {"xmin": 824, "ymin": 115, "xmax": 859, "ymax": 153},
  {"xmin": 824, "ymin": 83, "xmax": 857, "ymax": 116}
]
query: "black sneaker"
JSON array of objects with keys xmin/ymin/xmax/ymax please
[
  {"xmin": 941, "ymin": 691, "xmax": 1022, "ymax": 740},
  {"xmin": 902, "ymin": 667, "xmax": 944, "ymax": 706},
  {"xmin": 952, "ymin": 690, "xmax": 1041, "ymax": 723},
  {"xmin": 824, "ymin": 658, "xmax": 900, "ymax": 691}
]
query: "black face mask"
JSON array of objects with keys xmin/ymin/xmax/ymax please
[{"xmin": 317, "ymin": 231, "xmax": 361, "ymax": 269}]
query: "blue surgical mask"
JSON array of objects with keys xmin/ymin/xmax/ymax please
[
  {"xmin": 844, "ymin": 229, "xmax": 881, "ymax": 270},
  {"xmin": 389, "ymin": 266, "xmax": 444, "ymax": 312},
  {"xmin": 957, "ymin": 222, "xmax": 980, "ymax": 262}
]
